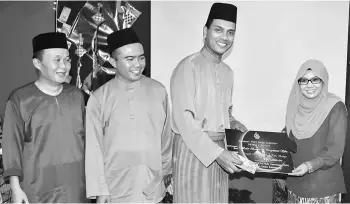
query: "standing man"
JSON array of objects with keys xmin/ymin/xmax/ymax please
[
  {"xmin": 85, "ymin": 28, "xmax": 172, "ymax": 203},
  {"xmin": 170, "ymin": 2, "xmax": 247, "ymax": 203},
  {"xmin": 2, "ymin": 32, "xmax": 87, "ymax": 203}
]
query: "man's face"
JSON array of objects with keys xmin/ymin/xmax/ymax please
[
  {"xmin": 204, "ymin": 19, "xmax": 236, "ymax": 56},
  {"xmin": 111, "ymin": 43, "xmax": 146, "ymax": 83},
  {"xmin": 34, "ymin": 48, "xmax": 71, "ymax": 85}
]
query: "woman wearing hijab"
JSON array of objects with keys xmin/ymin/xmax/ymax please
[{"xmin": 285, "ymin": 59, "xmax": 347, "ymax": 203}]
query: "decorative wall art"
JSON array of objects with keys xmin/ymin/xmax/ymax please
[{"xmin": 54, "ymin": 1, "xmax": 150, "ymax": 102}]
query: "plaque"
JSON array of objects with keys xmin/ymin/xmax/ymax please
[{"xmin": 225, "ymin": 129, "xmax": 295, "ymax": 174}]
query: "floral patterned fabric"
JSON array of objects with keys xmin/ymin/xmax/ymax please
[
  {"xmin": 287, "ymin": 190, "xmax": 341, "ymax": 204},
  {"xmin": 272, "ymin": 178, "xmax": 341, "ymax": 204},
  {"xmin": 273, "ymin": 179, "xmax": 288, "ymax": 203}
]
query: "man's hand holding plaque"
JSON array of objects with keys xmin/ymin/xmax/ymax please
[
  {"xmin": 230, "ymin": 119, "xmax": 248, "ymax": 132},
  {"xmin": 216, "ymin": 150, "xmax": 243, "ymax": 174},
  {"xmin": 228, "ymin": 119, "xmax": 257, "ymax": 174},
  {"xmin": 234, "ymin": 153, "xmax": 259, "ymax": 174}
]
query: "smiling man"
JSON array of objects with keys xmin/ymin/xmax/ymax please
[
  {"xmin": 2, "ymin": 32, "xmax": 87, "ymax": 203},
  {"xmin": 170, "ymin": 2, "xmax": 247, "ymax": 203},
  {"xmin": 85, "ymin": 28, "xmax": 172, "ymax": 203}
]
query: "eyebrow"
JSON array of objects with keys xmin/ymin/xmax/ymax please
[
  {"xmin": 54, "ymin": 55, "xmax": 70, "ymax": 58},
  {"xmin": 300, "ymin": 76, "xmax": 319, "ymax": 79},
  {"xmin": 124, "ymin": 54, "xmax": 145, "ymax": 59},
  {"xmin": 213, "ymin": 25, "xmax": 235, "ymax": 32}
]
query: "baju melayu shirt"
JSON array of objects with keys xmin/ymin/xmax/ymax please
[
  {"xmin": 170, "ymin": 47, "xmax": 235, "ymax": 167},
  {"xmin": 2, "ymin": 82, "xmax": 87, "ymax": 203},
  {"xmin": 85, "ymin": 76, "xmax": 172, "ymax": 202}
]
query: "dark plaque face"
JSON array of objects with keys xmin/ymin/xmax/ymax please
[{"xmin": 226, "ymin": 129, "xmax": 294, "ymax": 174}]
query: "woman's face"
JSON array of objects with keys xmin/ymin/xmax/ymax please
[{"xmin": 298, "ymin": 70, "xmax": 323, "ymax": 99}]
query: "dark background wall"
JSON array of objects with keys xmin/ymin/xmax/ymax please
[
  {"xmin": 56, "ymin": 1, "xmax": 150, "ymax": 102},
  {"xmin": 0, "ymin": 1, "xmax": 151, "ymax": 115},
  {"xmin": 0, "ymin": 1, "xmax": 54, "ymax": 117}
]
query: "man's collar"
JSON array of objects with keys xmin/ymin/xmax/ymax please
[
  {"xmin": 113, "ymin": 75, "xmax": 142, "ymax": 91},
  {"xmin": 200, "ymin": 46, "xmax": 221, "ymax": 64}
]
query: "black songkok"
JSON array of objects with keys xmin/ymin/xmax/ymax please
[
  {"xmin": 107, "ymin": 28, "xmax": 141, "ymax": 54},
  {"xmin": 206, "ymin": 2, "xmax": 237, "ymax": 26},
  {"xmin": 32, "ymin": 32, "xmax": 68, "ymax": 54}
]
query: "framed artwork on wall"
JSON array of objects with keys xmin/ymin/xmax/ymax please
[{"xmin": 54, "ymin": 1, "xmax": 151, "ymax": 102}]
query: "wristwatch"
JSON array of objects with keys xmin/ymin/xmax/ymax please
[{"xmin": 304, "ymin": 161, "xmax": 314, "ymax": 173}]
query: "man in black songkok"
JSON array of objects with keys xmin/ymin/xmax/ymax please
[
  {"xmin": 170, "ymin": 2, "xmax": 248, "ymax": 203},
  {"xmin": 2, "ymin": 32, "xmax": 88, "ymax": 203},
  {"xmin": 85, "ymin": 28, "xmax": 173, "ymax": 203}
]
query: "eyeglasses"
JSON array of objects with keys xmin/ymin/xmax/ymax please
[{"xmin": 297, "ymin": 77, "xmax": 322, "ymax": 85}]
